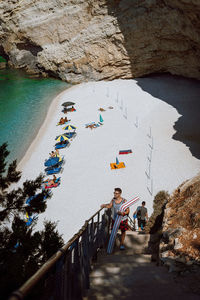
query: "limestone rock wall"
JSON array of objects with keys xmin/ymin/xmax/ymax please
[
  {"xmin": 160, "ymin": 174, "xmax": 200, "ymax": 270},
  {"xmin": 0, "ymin": 0, "xmax": 200, "ymax": 82}
]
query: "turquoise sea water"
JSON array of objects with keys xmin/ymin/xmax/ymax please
[{"xmin": 0, "ymin": 69, "xmax": 69, "ymax": 164}]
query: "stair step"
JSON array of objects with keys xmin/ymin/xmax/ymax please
[
  {"xmin": 90, "ymin": 254, "xmax": 152, "ymax": 278},
  {"xmin": 110, "ymin": 231, "xmax": 150, "ymax": 254}
]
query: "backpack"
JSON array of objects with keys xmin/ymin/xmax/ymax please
[{"xmin": 136, "ymin": 207, "xmax": 141, "ymax": 218}]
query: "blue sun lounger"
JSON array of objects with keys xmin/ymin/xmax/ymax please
[
  {"xmin": 45, "ymin": 166, "xmax": 62, "ymax": 175},
  {"xmin": 44, "ymin": 157, "xmax": 59, "ymax": 167},
  {"xmin": 25, "ymin": 214, "xmax": 38, "ymax": 226},
  {"xmin": 55, "ymin": 143, "xmax": 67, "ymax": 149},
  {"xmin": 26, "ymin": 195, "xmax": 36, "ymax": 205},
  {"xmin": 45, "ymin": 156, "xmax": 64, "ymax": 168},
  {"xmin": 26, "ymin": 192, "xmax": 50, "ymax": 206},
  {"xmin": 55, "ymin": 141, "xmax": 69, "ymax": 149}
]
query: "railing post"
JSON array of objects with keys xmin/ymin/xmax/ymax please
[
  {"xmin": 96, "ymin": 212, "xmax": 100, "ymax": 249},
  {"xmin": 73, "ymin": 239, "xmax": 82, "ymax": 300},
  {"xmin": 80, "ymin": 225, "xmax": 90, "ymax": 294},
  {"xmin": 54, "ymin": 255, "xmax": 65, "ymax": 300},
  {"xmin": 63, "ymin": 252, "xmax": 71, "ymax": 300}
]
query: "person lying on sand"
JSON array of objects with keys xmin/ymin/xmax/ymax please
[{"xmin": 88, "ymin": 124, "xmax": 95, "ymax": 129}]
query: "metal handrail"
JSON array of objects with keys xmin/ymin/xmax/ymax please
[
  {"xmin": 9, "ymin": 208, "xmax": 106, "ymax": 300},
  {"xmin": 9, "ymin": 208, "xmax": 135, "ymax": 300}
]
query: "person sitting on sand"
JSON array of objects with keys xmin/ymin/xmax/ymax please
[
  {"xmin": 55, "ymin": 149, "xmax": 59, "ymax": 156},
  {"xmin": 51, "ymin": 175, "xmax": 57, "ymax": 184},
  {"xmin": 64, "ymin": 117, "xmax": 68, "ymax": 122},
  {"xmin": 59, "ymin": 117, "xmax": 65, "ymax": 124},
  {"xmin": 49, "ymin": 151, "xmax": 56, "ymax": 158}
]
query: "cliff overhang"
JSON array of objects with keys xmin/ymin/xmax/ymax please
[{"xmin": 0, "ymin": 0, "xmax": 200, "ymax": 83}]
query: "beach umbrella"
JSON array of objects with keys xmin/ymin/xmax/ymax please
[
  {"xmin": 63, "ymin": 132, "xmax": 75, "ymax": 138},
  {"xmin": 99, "ymin": 114, "xmax": 104, "ymax": 123},
  {"xmin": 62, "ymin": 101, "xmax": 75, "ymax": 107},
  {"xmin": 55, "ymin": 135, "xmax": 69, "ymax": 142},
  {"xmin": 25, "ymin": 212, "xmax": 29, "ymax": 221},
  {"xmin": 57, "ymin": 155, "xmax": 63, "ymax": 162},
  {"xmin": 62, "ymin": 125, "xmax": 76, "ymax": 131},
  {"xmin": 116, "ymin": 157, "xmax": 119, "ymax": 165}
]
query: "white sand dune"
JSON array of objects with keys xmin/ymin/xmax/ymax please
[{"xmin": 18, "ymin": 77, "xmax": 200, "ymax": 242}]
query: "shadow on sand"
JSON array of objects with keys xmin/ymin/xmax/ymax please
[{"xmin": 135, "ymin": 74, "xmax": 200, "ymax": 160}]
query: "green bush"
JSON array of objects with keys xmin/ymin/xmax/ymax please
[{"xmin": 145, "ymin": 190, "xmax": 169, "ymax": 234}]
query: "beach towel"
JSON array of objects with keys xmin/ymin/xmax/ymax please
[
  {"xmin": 85, "ymin": 122, "xmax": 95, "ymax": 127},
  {"xmin": 119, "ymin": 149, "xmax": 132, "ymax": 155},
  {"xmin": 110, "ymin": 162, "xmax": 125, "ymax": 170},
  {"xmin": 45, "ymin": 182, "xmax": 60, "ymax": 189},
  {"xmin": 107, "ymin": 196, "xmax": 139, "ymax": 254},
  {"xmin": 44, "ymin": 177, "xmax": 61, "ymax": 189}
]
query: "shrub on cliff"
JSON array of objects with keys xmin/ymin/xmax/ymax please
[
  {"xmin": 0, "ymin": 143, "xmax": 64, "ymax": 300},
  {"xmin": 145, "ymin": 190, "xmax": 169, "ymax": 234},
  {"xmin": 145, "ymin": 191, "xmax": 169, "ymax": 263}
]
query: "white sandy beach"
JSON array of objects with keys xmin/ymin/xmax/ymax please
[{"xmin": 18, "ymin": 76, "xmax": 200, "ymax": 242}]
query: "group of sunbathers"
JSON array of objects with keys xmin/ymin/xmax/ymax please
[{"xmin": 45, "ymin": 104, "xmax": 76, "ymax": 188}]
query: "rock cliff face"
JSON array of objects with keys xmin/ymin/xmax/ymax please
[
  {"xmin": 0, "ymin": 0, "xmax": 200, "ymax": 82},
  {"xmin": 160, "ymin": 174, "xmax": 200, "ymax": 271}
]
